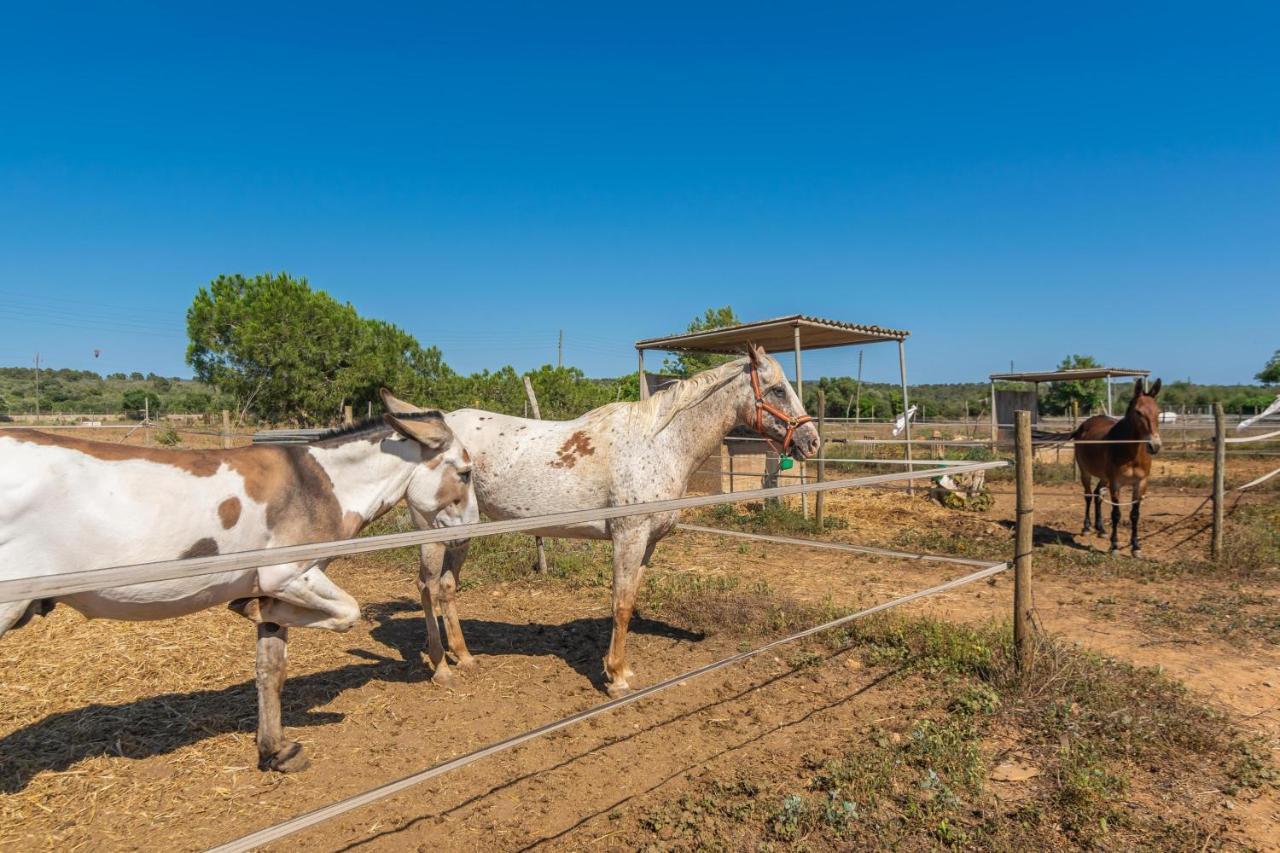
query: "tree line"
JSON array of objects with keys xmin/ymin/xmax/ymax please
[{"xmin": 2, "ymin": 279, "xmax": 1275, "ymax": 422}]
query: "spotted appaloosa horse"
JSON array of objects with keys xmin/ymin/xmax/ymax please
[
  {"xmin": 1073, "ymin": 378, "xmax": 1163, "ymax": 556},
  {"xmin": 0, "ymin": 411, "xmax": 476, "ymax": 772},
  {"xmin": 381, "ymin": 343, "xmax": 820, "ymax": 697}
]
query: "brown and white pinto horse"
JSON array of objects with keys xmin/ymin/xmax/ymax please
[
  {"xmin": 1073, "ymin": 378, "xmax": 1163, "ymax": 555},
  {"xmin": 0, "ymin": 412, "xmax": 475, "ymax": 772},
  {"xmin": 381, "ymin": 343, "xmax": 820, "ymax": 697}
]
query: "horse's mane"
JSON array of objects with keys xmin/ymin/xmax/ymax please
[
  {"xmin": 578, "ymin": 357, "xmax": 751, "ymax": 438},
  {"xmin": 309, "ymin": 410, "xmax": 446, "ymax": 446}
]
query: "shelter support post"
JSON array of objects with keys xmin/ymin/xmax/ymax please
[
  {"xmin": 815, "ymin": 389, "xmax": 826, "ymax": 528},
  {"xmin": 795, "ymin": 325, "xmax": 807, "ymax": 518},
  {"xmin": 1212, "ymin": 403, "xmax": 1225, "ymax": 561},
  {"xmin": 990, "ymin": 381, "xmax": 997, "ymax": 448},
  {"xmin": 899, "ymin": 339, "xmax": 914, "ymax": 495},
  {"xmin": 1014, "ymin": 410, "xmax": 1035, "ymax": 672},
  {"xmin": 637, "ymin": 350, "xmax": 649, "ymax": 400},
  {"xmin": 1106, "ymin": 380, "xmax": 1113, "ymax": 416}
]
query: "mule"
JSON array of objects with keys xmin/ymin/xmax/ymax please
[
  {"xmin": 381, "ymin": 343, "xmax": 820, "ymax": 697},
  {"xmin": 0, "ymin": 411, "xmax": 476, "ymax": 771},
  {"xmin": 1073, "ymin": 378, "xmax": 1163, "ymax": 555}
]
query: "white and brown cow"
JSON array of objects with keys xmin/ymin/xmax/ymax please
[{"xmin": 0, "ymin": 411, "xmax": 476, "ymax": 771}]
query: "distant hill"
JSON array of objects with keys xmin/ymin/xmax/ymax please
[
  {"xmin": 0, "ymin": 367, "xmax": 221, "ymax": 419},
  {"xmin": 2, "ymin": 364, "xmax": 1272, "ymax": 421}
]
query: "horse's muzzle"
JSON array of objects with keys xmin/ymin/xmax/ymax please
[
  {"xmin": 1147, "ymin": 434, "xmax": 1163, "ymax": 455},
  {"xmin": 792, "ymin": 425, "xmax": 821, "ymax": 460}
]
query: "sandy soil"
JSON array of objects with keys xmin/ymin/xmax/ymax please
[{"xmin": 1, "ymin": 452, "xmax": 1277, "ymax": 851}]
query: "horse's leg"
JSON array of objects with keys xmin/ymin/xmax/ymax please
[
  {"xmin": 1093, "ymin": 483, "xmax": 1104, "ymax": 532},
  {"xmin": 439, "ymin": 541, "xmax": 475, "ymax": 670},
  {"xmin": 1080, "ymin": 471, "xmax": 1094, "ymax": 533},
  {"xmin": 604, "ymin": 520, "xmax": 650, "ymax": 697},
  {"xmin": 1130, "ymin": 481, "xmax": 1145, "ymax": 557},
  {"xmin": 417, "ymin": 543, "xmax": 453, "ymax": 687},
  {"xmin": 255, "ymin": 622, "xmax": 308, "ymax": 773},
  {"xmin": 1108, "ymin": 479, "xmax": 1122, "ymax": 553},
  {"xmin": 253, "ymin": 566, "xmax": 361, "ymax": 632}
]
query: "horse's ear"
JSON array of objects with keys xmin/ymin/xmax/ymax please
[
  {"xmin": 1134, "ymin": 378, "xmax": 1146, "ymax": 397},
  {"xmin": 384, "ymin": 413, "xmax": 451, "ymax": 451},
  {"xmin": 1149, "ymin": 378, "xmax": 1162, "ymax": 397},
  {"xmin": 380, "ymin": 388, "xmax": 424, "ymax": 414},
  {"xmin": 746, "ymin": 342, "xmax": 764, "ymax": 366}
]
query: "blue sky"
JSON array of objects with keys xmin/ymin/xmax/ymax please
[{"xmin": 1, "ymin": 2, "xmax": 1277, "ymax": 386}]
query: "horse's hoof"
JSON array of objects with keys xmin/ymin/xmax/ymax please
[
  {"xmin": 606, "ymin": 681, "xmax": 632, "ymax": 699},
  {"xmin": 1132, "ymin": 548, "xmax": 1143, "ymax": 559},
  {"xmin": 431, "ymin": 667, "xmax": 456, "ymax": 688},
  {"xmin": 261, "ymin": 742, "xmax": 309, "ymax": 773},
  {"xmin": 622, "ymin": 667, "xmax": 636, "ymax": 681},
  {"xmin": 1109, "ymin": 546, "xmax": 1120, "ymax": 555},
  {"xmin": 455, "ymin": 655, "xmax": 478, "ymax": 672}
]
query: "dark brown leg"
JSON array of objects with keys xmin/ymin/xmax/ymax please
[
  {"xmin": 1108, "ymin": 480, "xmax": 1121, "ymax": 553},
  {"xmin": 1080, "ymin": 473, "xmax": 1094, "ymax": 533},
  {"xmin": 1094, "ymin": 483, "xmax": 1104, "ymax": 531},
  {"xmin": 256, "ymin": 622, "xmax": 308, "ymax": 772},
  {"xmin": 1130, "ymin": 484, "xmax": 1143, "ymax": 556}
]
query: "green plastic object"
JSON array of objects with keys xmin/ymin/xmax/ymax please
[{"xmin": 779, "ymin": 455, "xmax": 794, "ymax": 471}]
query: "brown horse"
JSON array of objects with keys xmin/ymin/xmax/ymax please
[{"xmin": 1073, "ymin": 378, "xmax": 1163, "ymax": 555}]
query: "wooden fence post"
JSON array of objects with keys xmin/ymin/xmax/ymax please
[
  {"xmin": 1212, "ymin": 402, "xmax": 1225, "ymax": 560},
  {"xmin": 343, "ymin": 405, "xmax": 354, "ymax": 426},
  {"xmin": 222, "ymin": 409, "xmax": 232, "ymax": 449},
  {"xmin": 523, "ymin": 376, "xmax": 549, "ymax": 573},
  {"xmin": 1014, "ymin": 410, "xmax": 1035, "ymax": 673},
  {"xmin": 815, "ymin": 390, "xmax": 826, "ymax": 528}
]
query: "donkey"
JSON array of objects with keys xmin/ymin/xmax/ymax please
[
  {"xmin": 381, "ymin": 343, "xmax": 820, "ymax": 697},
  {"xmin": 0, "ymin": 411, "xmax": 476, "ymax": 772},
  {"xmin": 1073, "ymin": 378, "xmax": 1163, "ymax": 555}
]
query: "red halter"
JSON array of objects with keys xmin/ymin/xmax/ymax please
[{"xmin": 749, "ymin": 361, "xmax": 814, "ymax": 456}]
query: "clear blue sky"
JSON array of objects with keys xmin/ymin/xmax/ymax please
[{"xmin": 1, "ymin": 2, "xmax": 1276, "ymax": 386}]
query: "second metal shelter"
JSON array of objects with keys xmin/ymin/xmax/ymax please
[{"xmin": 986, "ymin": 366, "xmax": 1150, "ymax": 443}]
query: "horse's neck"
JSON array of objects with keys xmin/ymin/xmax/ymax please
[
  {"xmin": 652, "ymin": 380, "xmax": 746, "ymax": 482},
  {"xmin": 307, "ymin": 437, "xmax": 418, "ymax": 521}
]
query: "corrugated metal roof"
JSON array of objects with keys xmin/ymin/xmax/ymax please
[
  {"xmin": 635, "ymin": 314, "xmax": 909, "ymax": 354},
  {"xmin": 989, "ymin": 367, "xmax": 1150, "ymax": 383}
]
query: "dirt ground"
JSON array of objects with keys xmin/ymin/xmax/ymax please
[{"xmin": 1, "ymin": 451, "xmax": 1277, "ymax": 851}]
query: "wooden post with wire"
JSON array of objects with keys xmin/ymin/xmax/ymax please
[
  {"xmin": 1014, "ymin": 409, "xmax": 1035, "ymax": 672},
  {"xmin": 815, "ymin": 389, "xmax": 826, "ymax": 528},
  {"xmin": 222, "ymin": 409, "xmax": 232, "ymax": 449},
  {"xmin": 523, "ymin": 375, "xmax": 549, "ymax": 573},
  {"xmin": 1212, "ymin": 402, "xmax": 1225, "ymax": 560}
]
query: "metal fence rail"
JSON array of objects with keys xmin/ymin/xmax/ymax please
[{"xmin": 0, "ymin": 461, "xmax": 1006, "ymax": 605}]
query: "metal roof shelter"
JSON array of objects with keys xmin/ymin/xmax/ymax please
[
  {"xmin": 636, "ymin": 314, "xmax": 916, "ymax": 500},
  {"xmin": 986, "ymin": 366, "xmax": 1151, "ymax": 440}
]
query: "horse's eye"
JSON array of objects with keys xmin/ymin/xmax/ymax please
[{"xmin": 457, "ymin": 470, "xmax": 472, "ymax": 485}]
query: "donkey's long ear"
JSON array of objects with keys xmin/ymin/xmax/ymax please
[
  {"xmin": 380, "ymin": 388, "xmax": 424, "ymax": 414},
  {"xmin": 1148, "ymin": 378, "xmax": 1162, "ymax": 397},
  {"xmin": 746, "ymin": 341, "xmax": 765, "ymax": 367},
  {"xmin": 384, "ymin": 413, "xmax": 451, "ymax": 451}
]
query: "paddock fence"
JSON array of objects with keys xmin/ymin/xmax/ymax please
[{"xmin": 3, "ymin": 406, "xmax": 1274, "ymax": 850}]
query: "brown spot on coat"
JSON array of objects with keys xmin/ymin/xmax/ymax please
[
  {"xmin": 181, "ymin": 538, "xmax": 220, "ymax": 558},
  {"xmin": 218, "ymin": 497, "xmax": 242, "ymax": 529},
  {"xmin": 549, "ymin": 431, "xmax": 595, "ymax": 469},
  {"xmin": 9, "ymin": 430, "xmax": 348, "ymax": 543}
]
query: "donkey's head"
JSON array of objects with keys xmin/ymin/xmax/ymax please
[
  {"xmin": 1127, "ymin": 377, "xmax": 1163, "ymax": 454},
  {"xmin": 737, "ymin": 343, "xmax": 821, "ymax": 460},
  {"xmin": 381, "ymin": 403, "xmax": 477, "ymax": 528}
]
